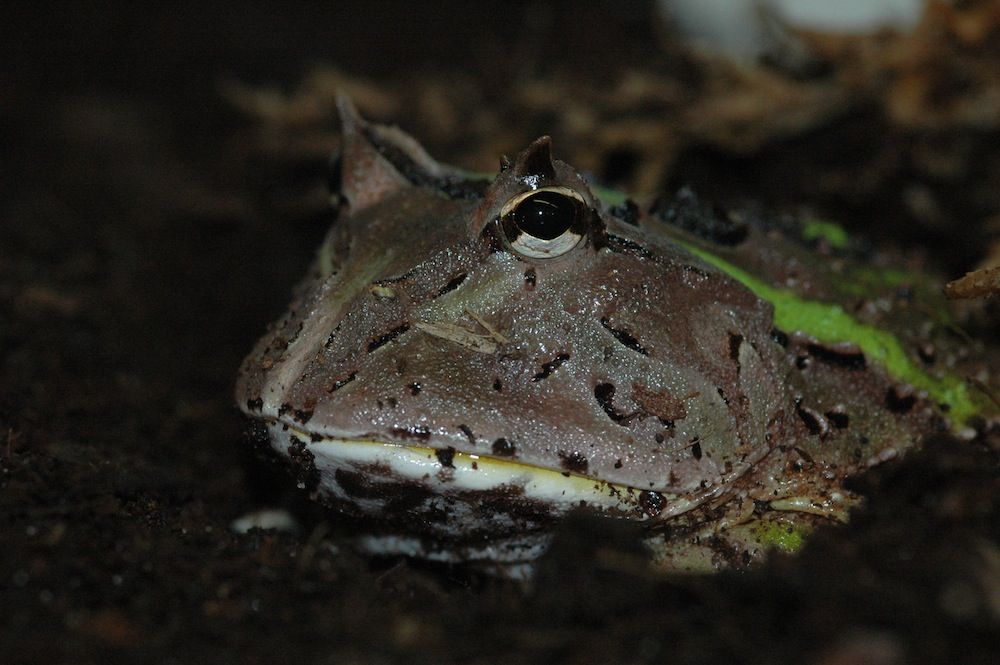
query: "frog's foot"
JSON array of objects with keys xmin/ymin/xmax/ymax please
[
  {"xmin": 768, "ymin": 492, "xmax": 854, "ymax": 521},
  {"xmin": 743, "ymin": 442, "xmax": 861, "ymax": 520},
  {"xmin": 642, "ymin": 465, "xmax": 860, "ymax": 573},
  {"xmin": 644, "ymin": 507, "xmax": 842, "ymax": 573}
]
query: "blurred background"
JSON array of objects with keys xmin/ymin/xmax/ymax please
[{"xmin": 7, "ymin": 1, "xmax": 1000, "ymax": 268}]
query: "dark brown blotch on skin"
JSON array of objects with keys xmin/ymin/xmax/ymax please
[
  {"xmin": 524, "ymin": 268, "xmax": 536, "ymax": 290},
  {"xmin": 795, "ymin": 400, "xmax": 830, "ymax": 437},
  {"xmin": 245, "ymin": 397, "xmax": 263, "ymax": 412},
  {"xmin": 372, "ymin": 268, "xmax": 418, "ymax": 287},
  {"xmin": 682, "ymin": 264, "xmax": 709, "ymax": 278},
  {"xmin": 458, "ymin": 424, "xmax": 475, "ymax": 445},
  {"xmin": 323, "ymin": 322, "xmax": 344, "ymax": 348},
  {"xmin": 604, "ymin": 234, "xmax": 654, "ymax": 259},
  {"xmin": 716, "ymin": 387, "xmax": 730, "ymax": 406},
  {"xmin": 282, "ymin": 321, "xmax": 305, "ymax": 349},
  {"xmin": 436, "ymin": 273, "xmax": 467, "ymax": 297},
  {"xmin": 886, "ymin": 385, "xmax": 917, "ymax": 413},
  {"xmin": 728, "ymin": 333, "xmax": 743, "ymax": 365},
  {"xmin": 594, "ymin": 382, "xmax": 634, "ymax": 425},
  {"xmin": 326, "ymin": 372, "xmax": 357, "ymax": 393},
  {"xmin": 533, "ymin": 354, "xmax": 570, "ymax": 381},
  {"xmin": 825, "ymin": 408, "xmax": 850, "ymax": 429},
  {"xmin": 689, "ymin": 438, "xmax": 702, "ymax": 460},
  {"xmin": 600, "ymin": 318, "xmax": 648, "ymax": 356},
  {"xmin": 807, "ymin": 342, "xmax": 866, "ymax": 369},
  {"xmin": 367, "ymin": 323, "xmax": 410, "ymax": 353},
  {"xmin": 793, "ymin": 446, "xmax": 815, "ymax": 466}
]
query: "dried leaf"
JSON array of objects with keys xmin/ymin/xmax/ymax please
[{"xmin": 413, "ymin": 322, "xmax": 499, "ymax": 354}]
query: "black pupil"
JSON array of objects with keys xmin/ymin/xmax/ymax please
[{"xmin": 510, "ymin": 191, "xmax": 580, "ymax": 240}]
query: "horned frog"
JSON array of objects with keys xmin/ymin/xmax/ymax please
[{"xmin": 236, "ymin": 98, "xmax": 997, "ymax": 574}]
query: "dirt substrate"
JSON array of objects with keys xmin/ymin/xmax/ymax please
[{"xmin": 3, "ymin": 4, "xmax": 1000, "ymax": 664}]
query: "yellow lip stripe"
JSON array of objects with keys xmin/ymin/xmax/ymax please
[{"xmin": 282, "ymin": 424, "xmax": 703, "ymax": 520}]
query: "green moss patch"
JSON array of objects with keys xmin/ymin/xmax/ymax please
[
  {"xmin": 684, "ymin": 245, "xmax": 979, "ymax": 424},
  {"xmin": 749, "ymin": 519, "xmax": 808, "ymax": 553}
]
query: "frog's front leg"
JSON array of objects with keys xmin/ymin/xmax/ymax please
[{"xmin": 644, "ymin": 447, "xmax": 858, "ymax": 572}]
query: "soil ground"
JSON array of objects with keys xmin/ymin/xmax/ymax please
[{"xmin": 3, "ymin": 4, "xmax": 999, "ymax": 664}]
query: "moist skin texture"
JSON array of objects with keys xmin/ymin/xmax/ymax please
[{"xmin": 236, "ymin": 98, "xmax": 994, "ymax": 572}]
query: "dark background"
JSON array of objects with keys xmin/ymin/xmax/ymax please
[{"xmin": 3, "ymin": 3, "xmax": 999, "ymax": 663}]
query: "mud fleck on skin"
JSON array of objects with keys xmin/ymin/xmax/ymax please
[
  {"xmin": 558, "ymin": 450, "xmax": 589, "ymax": 474},
  {"xmin": 492, "ymin": 438, "xmax": 516, "ymax": 457}
]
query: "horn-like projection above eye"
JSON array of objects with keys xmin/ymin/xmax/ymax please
[
  {"xmin": 499, "ymin": 186, "xmax": 588, "ymax": 259},
  {"xmin": 514, "ymin": 136, "xmax": 557, "ymax": 182}
]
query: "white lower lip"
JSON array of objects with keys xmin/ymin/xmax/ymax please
[{"xmin": 270, "ymin": 423, "xmax": 703, "ymax": 520}]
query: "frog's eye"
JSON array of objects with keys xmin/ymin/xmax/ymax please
[{"xmin": 499, "ymin": 187, "xmax": 588, "ymax": 259}]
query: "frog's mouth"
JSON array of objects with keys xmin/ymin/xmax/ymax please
[{"xmin": 272, "ymin": 422, "xmax": 703, "ymax": 521}]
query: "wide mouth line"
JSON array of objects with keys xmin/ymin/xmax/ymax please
[
  {"xmin": 266, "ymin": 420, "xmax": 714, "ymax": 521},
  {"xmin": 272, "ymin": 420, "xmax": 676, "ymax": 492},
  {"xmin": 282, "ymin": 423, "xmax": 644, "ymax": 494}
]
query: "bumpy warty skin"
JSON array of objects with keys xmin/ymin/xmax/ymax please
[{"xmin": 236, "ymin": 114, "xmax": 795, "ymax": 503}]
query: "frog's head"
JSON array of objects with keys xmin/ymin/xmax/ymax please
[{"xmin": 236, "ymin": 99, "xmax": 793, "ymax": 557}]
